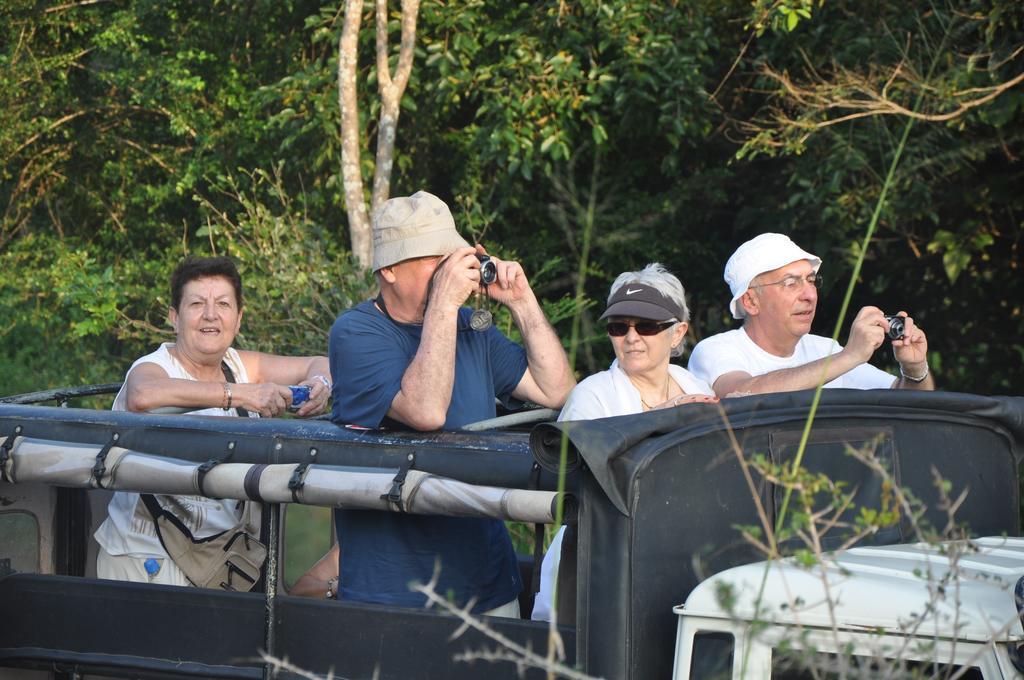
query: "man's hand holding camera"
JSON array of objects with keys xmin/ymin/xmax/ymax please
[
  {"xmin": 887, "ymin": 310, "xmax": 929, "ymax": 382},
  {"xmin": 474, "ymin": 245, "xmax": 535, "ymax": 311},
  {"xmin": 843, "ymin": 306, "xmax": 890, "ymax": 364},
  {"xmin": 843, "ymin": 306, "xmax": 930, "ymax": 386},
  {"xmin": 428, "ymin": 246, "xmax": 483, "ymax": 313}
]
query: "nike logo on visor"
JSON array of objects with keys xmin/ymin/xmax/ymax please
[{"xmin": 625, "ymin": 288, "xmax": 642, "ymax": 295}]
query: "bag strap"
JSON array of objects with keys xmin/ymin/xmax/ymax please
[
  {"xmin": 140, "ymin": 492, "xmax": 191, "ymax": 562},
  {"xmin": 216, "ymin": 364, "xmax": 265, "ymax": 590},
  {"xmin": 220, "ymin": 360, "xmax": 250, "ymax": 418}
]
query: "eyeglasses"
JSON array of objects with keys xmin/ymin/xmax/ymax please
[
  {"xmin": 750, "ymin": 273, "xmax": 822, "ymax": 291},
  {"xmin": 606, "ymin": 320, "xmax": 676, "ymax": 337}
]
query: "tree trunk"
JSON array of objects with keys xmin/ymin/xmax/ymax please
[
  {"xmin": 338, "ymin": 0, "xmax": 372, "ymax": 268},
  {"xmin": 370, "ymin": 0, "xmax": 420, "ymax": 214}
]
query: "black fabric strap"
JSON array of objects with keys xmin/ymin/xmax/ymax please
[
  {"xmin": 380, "ymin": 452, "xmax": 416, "ymax": 512},
  {"xmin": 288, "ymin": 462, "xmax": 311, "ymax": 503},
  {"xmin": 196, "ymin": 459, "xmax": 221, "ymax": 498},
  {"xmin": 243, "ymin": 464, "xmax": 268, "ymax": 502},
  {"xmin": 375, "ymin": 294, "xmax": 393, "ymax": 323},
  {"xmin": 375, "ymin": 293, "xmax": 428, "ymax": 327},
  {"xmin": 220, "ymin": 361, "xmax": 250, "ymax": 418},
  {"xmin": 141, "ymin": 493, "xmax": 237, "ymax": 547},
  {"xmin": 91, "ymin": 433, "xmax": 119, "ymax": 489},
  {"xmin": 140, "ymin": 493, "xmax": 190, "ymax": 560},
  {"xmin": 141, "ymin": 493, "xmax": 218, "ymax": 553},
  {"xmin": 0, "ymin": 426, "xmax": 22, "ymax": 483},
  {"xmin": 196, "ymin": 440, "xmax": 236, "ymax": 498}
]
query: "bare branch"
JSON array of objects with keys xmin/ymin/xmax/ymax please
[
  {"xmin": 258, "ymin": 649, "xmax": 349, "ymax": 679},
  {"xmin": 44, "ymin": 0, "xmax": 114, "ymax": 14},
  {"xmin": 410, "ymin": 566, "xmax": 593, "ymax": 680},
  {"xmin": 744, "ymin": 56, "xmax": 1024, "ymax": 151},
  {"xmin": 113, "ymin": 136, "xmax": 176, "ymax": 175},
  {"xmin": 6, "ymin": 110, "xmax": 90, "ymax": 162}
]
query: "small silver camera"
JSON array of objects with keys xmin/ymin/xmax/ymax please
[
  {"xmin": 884, "ymin": 315, "xmax": 905, "ymax": 341},
  {"xmin": 476, "ymin": 254, "xmax": 497, "ymax": 285}
]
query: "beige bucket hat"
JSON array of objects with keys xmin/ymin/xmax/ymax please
[{"xmin": 371, "ymin": 191, "xmax": 470, "ymax": 271}]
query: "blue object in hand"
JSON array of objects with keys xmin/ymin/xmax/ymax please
[{"xmin": 289, "ymin": 385, "xmax": 311, "ymax": 410}]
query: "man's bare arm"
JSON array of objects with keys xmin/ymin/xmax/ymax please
[
  {"xmin": 712, "ymin": 349, "xmax": 868, "ymax": 397},
  {"xmin": 386, "ymin": 302, "xmax": 461, "ymax": 430},
  {"xmin": 386, "ymin": 249, "xmax": 479, "ymax": 430},
  {"xmin": 482, "ymin": 254, "xmax": 574, "ymax": 408},
  {"xmin": 507, "ymin": 289, "xmax": 576, "ymax": 408}
]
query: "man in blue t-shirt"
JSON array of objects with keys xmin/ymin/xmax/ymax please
[{"xmin": 302, "ymin": 190, "xmax": 574, "ymax": 616}]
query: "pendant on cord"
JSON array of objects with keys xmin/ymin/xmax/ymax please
[{"xmin": 470, "ymin": 290, "xmax": 492, "ymax": 331}]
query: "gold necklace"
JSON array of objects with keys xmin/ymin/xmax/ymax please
[{"xmin": 633, "ymin": 378, "xmax": 669, "ymax": 411}]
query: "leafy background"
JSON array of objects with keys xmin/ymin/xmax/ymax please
[{"xmin": 3, "ymin": 0, "xmax": 1021, "ymax": 395}]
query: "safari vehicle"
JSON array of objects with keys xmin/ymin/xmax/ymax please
[{"xmin": 1, "ymin": 388, "xmax": 1022, "ymax": 679}]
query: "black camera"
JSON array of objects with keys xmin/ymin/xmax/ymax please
[
  {"xmin": 476, "ymin": 254, "xmax": 497, "ymax": 285},
  {"xmin": 884, "ymin": 315, "xmax": 905, "ymax": 341}
]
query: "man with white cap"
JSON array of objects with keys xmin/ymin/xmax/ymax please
[
  {"xmin": 320, "ymin": 190, "xmax": 574, "ymax": 616},
  {"xmin": 688, "ymin": 233, "xmax": 933, "ymax": 396}
]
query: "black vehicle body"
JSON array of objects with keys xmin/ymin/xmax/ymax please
[{"xmin": 1, "ymin": 389, "xmax": 1022, "ymax": 679}]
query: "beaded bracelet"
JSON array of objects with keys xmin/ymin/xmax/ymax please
[
  {"xmin": 222, "ymin": 382, "xmax": 233, "ymax": 410},
  {"xmin": 899, "ymin": 364, "xmax": 929, "ymax": 383}
]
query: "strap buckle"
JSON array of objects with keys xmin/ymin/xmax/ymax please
[
  {"xmin": 288, "ymin": 448, "xmax": 317, "ymax": 503},
  {"xmin": 196, "ymin": 441, "xmax": 236, "ymax": 498},
  {"xmin": 381, "ymin": 452, "xmax": 416, "ymax": 512},
  {"xmin": 0, "ymin": 426, "xmax": 23, "ymax": 483},
  {"xmin": 91, "ymin": 433, "xmax": 120, "ymax": 489}
]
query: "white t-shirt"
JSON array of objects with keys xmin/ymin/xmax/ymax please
[
  {"xmin": 530, "ymin": 360, "xmax": 715, "ymax": 622},
  {"xmin": 94, "ymin": 343, "xmax": 257, "ymax": 558},
  {"xmin": 558, "ymin": 360, "xmax": 714, "ymax": 422},
  {"xmin": 687, "ymin": 328, "xmax": 895, "ymax": 392}
]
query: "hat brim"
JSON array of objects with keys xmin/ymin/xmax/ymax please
[
  {"xmin": 600, "ymin": 300, "xmax": 679, "ymax": 322},
  {"xmin": 373, "ymin": 230, "xmax": 471, "ymax": 271}
]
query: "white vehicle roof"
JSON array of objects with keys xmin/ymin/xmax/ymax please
[{"xmin": 675, "ymin": 536, "xmax": 1024, "ymax": 643}]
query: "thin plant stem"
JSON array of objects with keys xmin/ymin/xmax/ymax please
[
  {"xmin": 774, "ymin": 20, "xmax": 954, "ymax": 535},
  {"xmin": 546, "ymin": 150, "xmax": 600, "ymax": 676},
  {"xmin": 741, "ymin": 11, "xmax": 960, "ymax": 678}
]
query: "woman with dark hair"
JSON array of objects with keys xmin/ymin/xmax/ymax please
[{"xmin": 94, "ymin": 255, "xmax": 331, "ymax": 586}]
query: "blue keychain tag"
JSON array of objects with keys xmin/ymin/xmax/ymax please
[{"xmin": 289, "ymin": 385, "xmax": 311, "ymax": 410}]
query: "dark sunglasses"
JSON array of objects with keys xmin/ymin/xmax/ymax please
[{"xmin": 606, "ymin": 320, "xmax": 676, "ymax": 337}]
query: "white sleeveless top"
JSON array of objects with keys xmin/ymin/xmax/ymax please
[{"xmin": 94, "ymin": 343, "xmax": 258, "ymax": 558}]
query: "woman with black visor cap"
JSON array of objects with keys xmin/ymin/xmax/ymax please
[{"xmin": 531, "ymin": 262, "xmax": 718, "ymax": 621}]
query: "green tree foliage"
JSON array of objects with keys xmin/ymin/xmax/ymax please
[{"xmin": 1, "ymin": 0, "xmax": 1022, "ymax": 395}]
